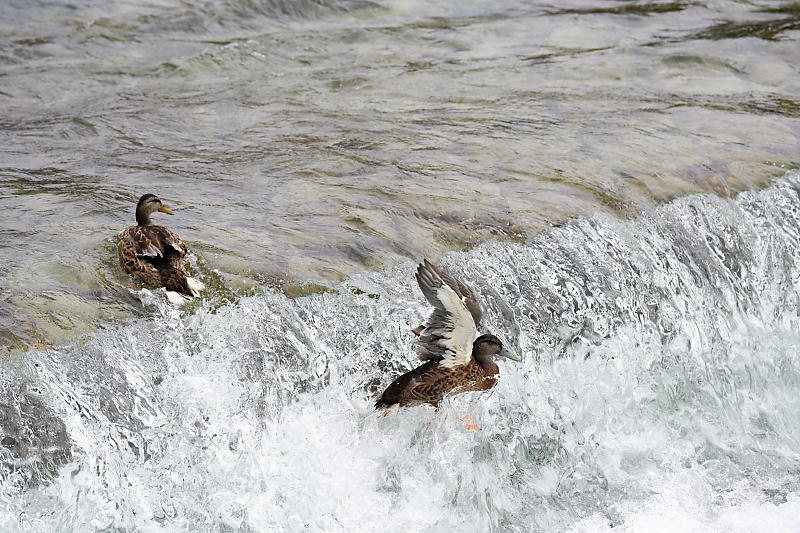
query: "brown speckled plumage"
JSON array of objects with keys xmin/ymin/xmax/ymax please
[
  {"xmin": 375, "ymin": 260, "xmax": 518, "ymax": 410},
  {"xmin": 375, "ymin": 352, "xmax": 499, "ymax": 408},
  {"xmin": 118, "ymin": 194, "xmax": 197, "ymax": 298}
]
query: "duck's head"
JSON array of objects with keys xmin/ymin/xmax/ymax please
[
  {"xmin": 473, "ymin": 333, "xmax": 521, "ymax": 362},
  {"xmin": 135, "ymin": 194, "xmax": 174, "ymax": 226}
]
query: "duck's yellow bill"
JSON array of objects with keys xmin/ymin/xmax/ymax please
[{"xmin": 159, "ymin": 205, "xmax": 174, "ymax": 215}]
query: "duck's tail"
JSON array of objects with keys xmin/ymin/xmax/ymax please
[
  {"xmin": 162, "ymin": 269, "xmax": 204, "ymax": 303},
  {"xmin": 166, "ymin": 290, "xmax": 192, "ymax": 305},
  {"xmin": 186, "ymin": 277, "xmax": 205, "ymax": 296}
]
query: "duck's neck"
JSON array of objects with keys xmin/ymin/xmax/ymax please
[
  {"xmin": 135, "ymin": 208, "xmax": 152, "ymax": 226},
  {"xmin": 473, "ymin": 352, "xmax": 498, "ymax": 374}
]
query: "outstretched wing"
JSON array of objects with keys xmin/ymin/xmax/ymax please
[
  {"xmin": 423, "ymin": 260, "xmax": 482, "ymax": 327},
  {"xmin": 414, "ymin": 259, "xmax": 478, "ymax": 368}
]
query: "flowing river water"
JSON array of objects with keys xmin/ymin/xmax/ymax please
[{"xmin": 1, "ymin": 0, "xmax": 800, "ymax": 531}]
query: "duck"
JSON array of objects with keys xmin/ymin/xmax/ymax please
[
  {"xmin": 375, "ymin": 259, "xmax": 520, "ymax": 410},
  {"xmin": 118, "ymin": 193, "xmax": 203, "ymax": 304}
]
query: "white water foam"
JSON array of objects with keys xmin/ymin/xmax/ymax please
[{"xmin": 2, "ymin": 172, "xmax": 800, "ymax": 531}]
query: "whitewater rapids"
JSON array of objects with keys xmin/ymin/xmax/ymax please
[{"xmin": 2, "ymin": 173, "xmax": 800, "ymax": 531}]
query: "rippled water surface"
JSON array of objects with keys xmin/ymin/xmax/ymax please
[{"xmin": 1, "ymin": 0, "xmax": 800, "ymax": 349}]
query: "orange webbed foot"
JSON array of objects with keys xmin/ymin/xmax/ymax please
[{"xmin": 458, "ymin": 412, "xmax": 480, "ymax": 432}]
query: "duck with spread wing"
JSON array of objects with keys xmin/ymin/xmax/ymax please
[{"xmin": 375, "ymin": 259, "xmax": 520, "ymax": 409}]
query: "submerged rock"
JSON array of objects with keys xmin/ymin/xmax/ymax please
[{"xmin": 0, "ymin": 371, "xmax": 71, "ymax": 490}]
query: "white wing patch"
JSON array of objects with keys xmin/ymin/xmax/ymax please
[
  {"xmin": 137, "ymin": 245, "xmax": 162, "ymax": 258},
  {"xmin": 434, "ymin": 284, "xmax": 477, "ymax": 368}
]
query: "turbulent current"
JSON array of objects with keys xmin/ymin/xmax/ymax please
[{"xmin": 2, "ymin": 173, "xmax": 800, "ymax": 531}]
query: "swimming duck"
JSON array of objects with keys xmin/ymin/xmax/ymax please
[
  {"xmin": 375, "ymin": 259, "xmax": 520, "ymax": 409},
  {"xmin": 118, "ymin": 194, "xmax": 203, "ymax": 303}
]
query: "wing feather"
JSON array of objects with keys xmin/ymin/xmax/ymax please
[
  {"xmin": 119, "ymin": 226, "xmax": 161, "ymax": 287},
  {"xmin": 414, "ymin": 260, "xmax": 477, "ymax": 368},
  {"xmin": 137, "ymin": 244, "xmax": 162, "ymax": 258},
  {"xmin": 119, "ymin": 225, "xmax": 192, "ymax": 295},
  {"xmin": 423, "ymin": 260, "xmax": 483, "ymax": 327}
]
